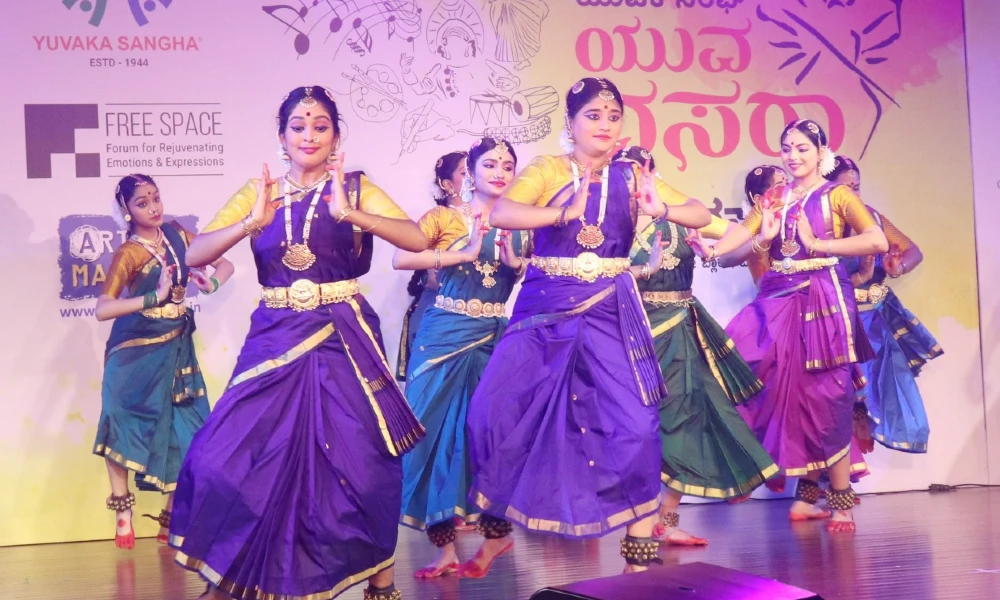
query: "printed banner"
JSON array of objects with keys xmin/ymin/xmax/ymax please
[{"xmin": 0, "ymin": 0, "xmax": 982, "ymax": 546}]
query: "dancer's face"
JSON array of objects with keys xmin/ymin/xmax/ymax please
[
  {"xmin": 126, "ymin": 183, "xmax": 163, "ymax": 229},
  {"xmin": 472, "ymin": 149, "xmax": 516, "ymax": 199},
  {"xmin": 781, "ymin": 130, "xmax": 820, "ymax": 180},
  {"xmin": 835, "ymin": 169, "xmax": 861, "ymax": 194},
  {"xmin": 570, "ymin": 97, "xmax": 623, "ymax": 157},
  {"xmin": 281, "ymin": 104, "xmax": 338, "ymax": 171}
]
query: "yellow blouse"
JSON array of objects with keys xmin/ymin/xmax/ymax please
[
  {"xmin": 741, "ymin": 184, "xmax": 876, "ymax": 238},
  {"xmin": 700, "ymin": 214, "xmax": 731, "ymax": 240},
  {"xmin": 102, "ymin": 223, "xmax": 195, "ymax": 299},
  {"xmin": 879, "ymin": 213, "xmax": 913, "ymax": 252},
  {"xmin": 504, "ymin": 155, "xmax": 691, "ymax": 208},
  {"xmin": 418, "ymin": 206, "xmax": 468, "ymax": 251},
  {"xmin": 202, "ymin": 175, "xmax": 409, "ymax": 233}
]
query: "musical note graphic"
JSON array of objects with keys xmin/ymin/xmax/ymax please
[
  {"xmin": 348, "ymin": 17, "xmax": 374, "ymax": 55},
  {"xmin": 263, "ymin": 3, "xmax": 313, "ymax": 55},
  {"xmin": 378, "ymin": 0, "xmax": 422, "ymax": 43}
]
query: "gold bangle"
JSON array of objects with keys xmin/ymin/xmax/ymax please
[
  {"xmin": 809, "ymin": 238, "xmax": 820, "ymax": 256},
  {"xmin": 363, "ymin": 216, "xmax": 383, "ymax": 233},
  {"xmin": 335, "ymin": 206, "xmax": 354, "ymax": 223},
  {"xmin": 826, "ymin": 239, "xmax": 833, "ymax": 255},
  {"xmin": 708, "ymin": 246, "xmax": 717, "ymax": 261},
  {"xmin": 434, "ymin": 249, "xmax": 442, "ymax": 270},
  {"xmin": 555, "ymin": 205, "xmax": 568, "ymax": 227},
  {"xmin": 241, "ymin": 215, "xmax": 262, "ymax": 239}
]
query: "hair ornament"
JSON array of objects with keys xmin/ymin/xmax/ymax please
[
  {"xmin": 299, "ymin": 87, "xmax": 318, "ymax": 108},
  {"xmin": 819, "ymin": 146, "xmax": 837, "ymax": 176},
  {"xmin": 596, "ymin": 78, "xmax": 615, "ymax": 102}
]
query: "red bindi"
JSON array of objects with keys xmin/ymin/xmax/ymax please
[{"xmin": 306, "ymin": 112, "xmax": 311, "ymax": 116}]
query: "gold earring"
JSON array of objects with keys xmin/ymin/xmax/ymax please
[{"xmin": 277, "ymin": 145, "xmax": 290, "ymax": 163}]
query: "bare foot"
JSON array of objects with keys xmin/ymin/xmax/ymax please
[
  {"xmin": 789, "ymin": 500, "xmax": 832, "ymax": 521},
  {"xmin": 623, "ymin": 563, "xmax": 649, "ymax": 574},
  {"xmin": 826, "ymin": 509, "xmax": 856, "ymax": 532},
  {"xmin": 458, "ymin": 538, "xmax": 513, "ymax": 578},
  {"xmin": 414, "ymin": 543, "xmax": 460, "ymax": 578},
  {"xmin": 197, "ymin": 587, "xmax": 229, "ymax": 599},
  {"xmin": 652, "ymin": 524, "xmax": 707, "ymax": 546},
  {"xmin": 115, "ymin": 508, "xmax": 135, "ymax": 550}
]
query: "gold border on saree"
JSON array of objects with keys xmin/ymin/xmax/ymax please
[
  {"xmin": 641, "ymin": 289, "xmax": 694, "ymax": 305},
  {"xmin": 855, "ymin": 282, "xmax": 889, "ymax": 304},
  {"xmin": 434, "ymin": 295, "xmax": 506, "ymax": 318},
  {"xmin": 529, "ymin": 252, "xmax": 631, "ymax": 283},
  {"xmin": 141, "ymin": 303, "xmax": 187, "ymax": 319},
  {"xmin": 770, "ymin": 256, "xmax": 838, "ymax": 275},
  {"xmin": 261, "ymin": 278, "xmax": 360, "ymax": 312}
]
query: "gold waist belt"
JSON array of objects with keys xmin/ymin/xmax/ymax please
[
  {"xmin": 434, "ymin": 295, "xmax": 506, "ymax": 318},
  {"xmin": 261, "ymin": 278, "xmax": 360, "ymax": 312},
  {"xmin": 641, "ymin": 290, "xmax": 694, "ymax": 305},
  {"xmin": 141, "ymin": 303, "xmax": 187, "ymax": 319},
  {"xmin": 855, "ymin": 282, "xmax": 890, "ymax": 304},
  {"xmin": 529, "ymin": 252, "xmax": 631, "ymax": 283},
  {"xmin": 770, "ymin": 256, "xmax": 839, "ymax": 275}
]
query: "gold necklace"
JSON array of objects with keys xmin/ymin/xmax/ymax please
[
  {"xmin": 636, "ymin": 221, "xmax": 681, "ymax": 271},
  {"xmin": 779, "ymin": 181, "xmax": 822, "ymax": 258},
  {"xmin": 284, "ymin": 172, "xmax": 331, "ymax": 197},
  {"xmin": 462, "ymin": 201, "xmax": 501, "ymax": 288},
  {"xmin": 280, "ymin": 178, "xmax": 325, "ymax": 271},
  {"xmin": 569, "ymin": 154, "xmax": 610, "ymax": 178},
  {"xmin": 131, "ymin": 228, "xmax": 186, "ymax": 303},
  {"xmin": 569, "ymin": 161, "xmax": 609, "ymax": 249}
]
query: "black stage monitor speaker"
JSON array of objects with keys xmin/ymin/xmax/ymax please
[{"xmin": 530, "ymin": 562, "xmax": 822, "ymax": 600}]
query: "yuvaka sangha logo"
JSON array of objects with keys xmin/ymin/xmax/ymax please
[{"xmin": 61, "ymin": 0, "xmax": 175, "ymax": 28}]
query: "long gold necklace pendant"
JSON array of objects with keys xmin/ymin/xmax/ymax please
[
  {"xmin": 780, "ymin": 239, "xmax": 801, "ymax": 258},
  {"xmin": 576, "ymin": 224, "xmax": 605, "ymax": 249},
  {"xmin": 475, "ymin": 260, "xmax": 498, "ymax": 288},
  {"xmin": 283, "ymin": 243, "xmax": 317, "ymax": 271}
]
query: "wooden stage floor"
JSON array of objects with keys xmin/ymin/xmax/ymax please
[{"xmin": 3, "ymin": 488, "xmax": 1000, "ymax": 600}]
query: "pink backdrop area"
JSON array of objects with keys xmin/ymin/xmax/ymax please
[{"xmin": 0, "ymin": 0, "xmax": 986, "ymax": 546}]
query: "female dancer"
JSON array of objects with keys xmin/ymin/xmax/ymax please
[
  {"xmin": 169, "ymin": 86, "xmax": 427, "ymax": 600},
  {"xmin": 720, "ymin": 165, "xmax": 787, "ymax": 282},
  {"xmin": 689, "ymin": 119, "xmax": 887, "ymax": 531},
  {"xmin": 394, "ymin": 138, "xmax": 527, "ymax": 578},
  {"xmin": 396, "ymin": 151, "xmax": 468, "ymax": 381},
  {"xmin": 722, "ymin": 164, "xmax": 870, "ymax": 491},
  {"xmin": 94, "ymin": 174, "xmax": 233, "ymax": 549},
  {"xmin": 463, "ymin": 77, "xmax": 712, "ymax": 577},
  {"xmin": 828, "ymin": 156, "xmax": 941, "ymax": 453},
  {"xmin": 617, "ymin": 147, "xmax": 778, "ymax": 544}
]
